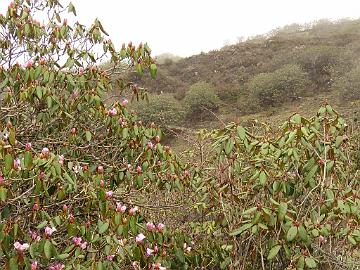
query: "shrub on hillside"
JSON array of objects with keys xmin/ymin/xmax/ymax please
[
  {"xmin": 132, "ymin": 94, "xmax": 186, "ymax": 127},
  {"xmin": 333, "ymin": 64, "xmax": 360, "ymax": 101},
  {"xmin": 184, "ymin": 82, "xmax": 220, "ymax": 120},
  {"xmin": 294, "ymin": 46, "xmax": 354, "ymax": 88},
  {"xmin": 248, "ymin": 64, "xmax": 311, "ymax": 108}
]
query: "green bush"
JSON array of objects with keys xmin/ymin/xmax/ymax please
[
  {"xmin": 248, "ymin": 64, "xmax": 311, "ymax": 108},
  {"xmin": 132, "ymin": 93, "xmax": 186, "ymax": 127},
  {"xmin": 184, "ymin": 82, "xmax": 220, "ymax": 120},
  {"xmin": 333, "ymin": 64, "xmax": 360, "ymax": 101},
  {"xmin": 294, "ymin": 46, "xmax": 354, "ymax": 88}
]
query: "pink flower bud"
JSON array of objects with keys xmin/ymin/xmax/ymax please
[
  {"xmin": 136, "ymin": 166, "xmax": 142, "ymax": 174},
  {"xmin": 31, "ymin": 261, "xmax": 38, "ymax": 270},
  {"xmin": 14, "ymin": 241, "xmax": 29, "ymax": 252},
  {"xmin": 25, "ymin": 60, "xmax": 34, "ymax": 68},
  {"xmin": 80, "ymin": 241, "xmax": 87, "ymax": 249},
  {"xmin": 33, "ymin": 203, "xmax": 39, "ymax": 211},
  {"xmin": 105, "ymin": 190, "xmax": 113, "ymax": 199},
  {"xmin": 155, "ymin": 135, "xmax": 161, "ymax": 143},
  {"xmin": 108, "ymin": 108, "xmax": 117, "ymax": 116},
  {"xmin": 116, "ymin": 202, "xmax": 127, "ymax": 213},
  {"xmin": 157, "ymin": 223, "xmax": 165, "ymax": 232},
  {"xmin": 72, "ymin": 236, "xmax": 82, "ymax": 246},
  {"xmin": 25, "ymin": 142, "xmax": 32, "ymax": 151},
  {"xmin": 154, "ymin": 245, "xmax": 159, "ymax": 253},
  {"xmin": 100, "ymin": 179, "xmax": 105, "ymax": 187},
  {"xmin": 146, "ymin": 248, "xmax": 154, "ymax": 257},
  {"xmin": 129, "ymin": 206, "xmax": 138, "ymax": 216},
  {"xmin": 39, "ymin": 171, "xmax": 45, "ymax": 179},
  {"xmin": 41, "ymin": 147, "xmax": 50, "ymax": 157},
  {"xmin": 44, "ymin": 226, "xmax": 56, "ymax": 237},
  {"xmin": 70, "ymin": 127, "xmax": 76, "ymax": 134},
  {"xmin": 13, "ymin": 158, "xmax": 21, "ymax": 170},
  {"xmin": 107, "ymin": 254, "xmax": 115, "ymax": 261},
  {"xmin": 135, "ymin": 233, "xmax": 145, "ymax": 244},
  {"xmin": 146, "ymin": 222, "xmax": 156, "ymax": 232},
  {"xmin": 0, "ymin": 175, "xmax": 4, "ymax": 186},
  {"xmin": 97, "ymin": 165, "xmax": 104, "ymax": 173},
  {"xmin": 121, "ymin": 99, "xmax": 129, "ymax": 107},
  {"xmin": 147, "ymin": 142, "xmax": 153, "ymax": 150}
]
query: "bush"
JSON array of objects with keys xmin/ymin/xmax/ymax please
[
  {"xmin": 131, "ymin": 93, "xmax": 186, "ymax": 127},
  {"xmin": 248, "ymin": 64, "xmax": 311, "ymax": 108},
  {"xmin": 294, "ymin": 46, "xmax": 354, "ymax": 88},
  {"xmin": 184, "ymin": 82, "xmax": 220, "ymax": 120},
  {"xmin": 333, "ymin": 64, "xmax": 360, "ymax": 101}
]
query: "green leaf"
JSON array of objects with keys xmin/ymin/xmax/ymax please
[
  {"xmin": 44, "ymin": 240, "xmax": 52, "ymax": 259},
  {"xmin": 9, "ymin": 258, "xmax": 18, "ymax": 270},
  {"xmin": 305, "ymin": 257, "xmax": 317, "ymax": 268},
  {"xmin": 259, "ymin": 171, "xmax": 267, "ymax": 185},
  {"xmin": 68, "ymin": 2, "xmax": 77, "ymax": 15},
  {"xmin": 4, "ymin": 153, "xmax": 13, "ymax": 172},
  {"xmin": 0, "ymin": 187, "xmax": 7, "ymax": 201},
  {"xmin": 150, "ymin": 64, "xmax": 157, "ymax": 79},
  {"xmin": 237, "ymin": 126, "xmax": 246, "ymax": 140},
  {"xmin": 85, "ymin": 131, "xmax": 92, "ymax": 142},
  {"xmin": 278, "ymin": 202, "xmax": 287, "ymax": 222},
  {"xmin": 9, "ymin": 128, "xmax": 15, "ymax": 146},
  {"xmin": 229, "ymin": 223, "xmax": 252, "ymax": 236},
  {"xmin": 286, "ymin": 226, "xmax": 298, "ymax": 242},
  {"xmin": 99, "ymin": 222, "xmax": 109, "ymax": 234},
  {"xmin": 348, "ymin": 235, "xmax": 357, "ymax": 245},
  {"xmin": 36, "ymin": 220, "xmax": 48, "ymax": 229},
  {"xmin": 175, "ymin": 248, "xmax": 185, "ymax": 264},
  {"xmin": 24, "ymin": 152, "xmax": 33, "ymax": 169},
  {"xmin": 267, "ymin": 245, "xmax": 281, "ymax": 260}
]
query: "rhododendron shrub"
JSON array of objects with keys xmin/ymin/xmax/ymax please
[
  {"xmin": 0, "ymin": 0, "xmax": 208, "ymax": 269},
  {"xmin": 190, "ymin": 106, "xmax": 360, "ymax": 269}
]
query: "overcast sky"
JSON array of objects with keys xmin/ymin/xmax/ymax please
[{"xmin": 1, "ymin": 0, "xmax": 359, "ymax": 57}]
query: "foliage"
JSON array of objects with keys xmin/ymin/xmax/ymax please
[
  {"xmin": 1, "ymin": 1, "xmax": 360, "ymax": 270},
  {"xmin": 131, "ymin": 93, "xmax": 186, "ymax": 127},
  {"xmin": 184, "ymin": 81, "xmax": 220, "ymax": 120},
  {"xmin": 248, "ymin": 64, "xmax": 310, "ymax": 108},
  {"xmin": 333, "ymin": 65, "xmax": 360, "ymax": 101},
  {"xmin": 190, "ymin": 105, "xmax": 360, "ymax": 269}
]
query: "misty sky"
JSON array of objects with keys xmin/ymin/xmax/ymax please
[{"xmin": 1, "ymin": 0, "xmax": 359, "ymax": 57}]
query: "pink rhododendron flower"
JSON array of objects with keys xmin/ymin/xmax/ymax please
[
  {"xmin": 147, "ymin": 141, "xmax": 153, "ymax": 149},
  {"xmin": 14, "ymin": 241, "xmax": 29, "ymax": 252},
  {"xmin": 31, "ymin": 261, "xmax": 38, "ymax": 270},
  {"xmin": 97, "ymin": 165, "xmax": 104, "ymax": 173},
  {"xmin": 116, "ymin": 202, "xmax": 127, "ymax": 213},
  {"xmin": 25, "ymin": 142, "xmax": 32, "ymax": 151},
  {"xmin": 157, "ymin": 223, "xmax": 165, "ymax": 232},
  {"xmin": 48, "ymin": 263, "xmax": 65, "ymax": 270},
  {"xmin": 80, "ymin": 241, "xmax": 87, "ymax": 249},
  {"xmin": 72, "ymin": 237, "xmax": 82, "ymax": 246},
  {"xmin": 13, "ymin": 158, "xmax": 21, "ymax": 170},
  {"xmin": 107, "ymin": 254, "xmax": 115, "ymax": 261},
  {"xmin": 41, "ymin": 147, "xmax": 49, "ymax": 155},
  {"xmin": 135, "ymin": 233, "xmax": 145, "ymax": 244},
  {"xmin": 146, "ymin": 248, "xmax": 154, "ymax": 257},
  {"xmin": 29, "ymin": 230, "xmax": 41, "ymax": 242},
  {"xmin": 100, "ymin": 179, "xmax": 105, "ymax": 187},
  {"xmin": 44, "ymin": 226, "xmax": 56, "ymax": 237},
  {"xmin": 105, "ymin": 190, "xmax": 113, "ymax": 199},
  {"xmin": 24, "ymin": 59, "xmax": 34, "ymax": 68},
  {"xmin": 146, "ymin": 222, "xmax": 156, "ymax": 232},
  {"xmin": 129, "ymin": 206, "xmax": 139, "ymax": 216},
  {"xmin": 121, "ymin": 99, "xmax": 129, "ymax": 107},
  {"xmin": 108, "ymin": 108, "xmax": 117, "ymax": 116}
]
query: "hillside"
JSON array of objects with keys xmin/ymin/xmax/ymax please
[{"xmin": 125, "ymin": 18, "xmax": 360, "ymax": 132}]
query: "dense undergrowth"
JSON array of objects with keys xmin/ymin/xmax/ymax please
[{"xmin": 1, "ymin": 1, "xmax": 360, "ymax": 270}]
